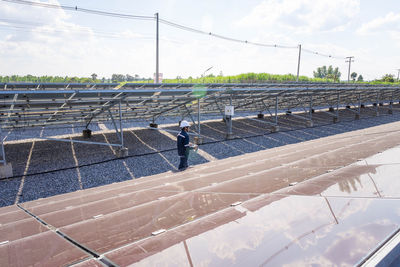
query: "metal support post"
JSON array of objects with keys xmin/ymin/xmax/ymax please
[
  {"xmin": 275, "ymin": 96, "xmax": 278, "ymax": 125},
  {"xmin": 116, "ymin": 100, "xmax": 128, "ymax": 157},
  {"xmin": 307, "ymin": 95, "xmax": 313, "ymax": 127},
  {"xmin": 197, "ymin": 99, "xmax": 201, "ymax": 136},
  {"xmin": 108, "ymin": 110, "xmax": 122, "ymax": 144},
  {"xmin": 296, "ymin": 44, "xmax": 301, "ymax": 82},
  {"xmin": 389, "ymin": 91, "xmax": 394, "ymax": 114},
  {"xmin": 0, "ymin": 127, "xmax": 6, "ymax": 165},
  {"xmin": 155, "ymin": 13, "xmax": 159, "ymax": 84},
  {"xmin": 376, "ymin": 92, "xmax": 379, "ymax": 116},
  {"xmin": 119, "ymin": 101, "xmax": 124, "ymax": 148},
  {"xmin": 0, "ymin": 126, "xmax": 13, "ymax": 178},
  {"xmin": 195, "ymin": 98, "xmax": 203, "ymax": 144},
  {"xmin": 226, "ymin": 96, "xmax": 233, "ymax": 139}
]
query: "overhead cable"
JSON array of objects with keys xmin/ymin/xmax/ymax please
[
  {"xmin": 2, "ymin": 0, "xmax": 154, "ymax": 20},
  {"xmin": 2, "ymin": 0, "xmax": 345, "ymax": 58},
  {"xmin": 159, "ymin": 18, "xmax": 297, "ymax": 49}
]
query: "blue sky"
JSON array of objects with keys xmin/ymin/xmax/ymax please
[{"xmin": 0, "ymin": 0, "xmax": 399, "ymax": 81}]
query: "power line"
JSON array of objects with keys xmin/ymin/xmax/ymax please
[
  {"xmin": 302, "ymin": 48, "xmax": 345, "ymax": 59},
  {"xmin": 2, "ymin": 0, "xmax": 154, "ymax": 20},
  {"xmin": 159, "ymin": 18, "xmax": 297, "ymax": 49},
  {"xmin": 2, "ymin": 0, "xmax": 346, "ymax": 59}
]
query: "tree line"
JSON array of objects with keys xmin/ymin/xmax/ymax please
[
  {"xmin": 0, "ymin": 67, "xmax": 398, "ymax": 84},
  {"xmin": 0, "ymin": 73, "xmax": 152, "ymax": 83}
]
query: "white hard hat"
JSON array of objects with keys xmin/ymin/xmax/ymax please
[{"xmin": 180, "ymin": 120, "xmax": 190, "ymax": 128}]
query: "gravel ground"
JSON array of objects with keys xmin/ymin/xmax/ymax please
[
  {"xmin": 0, "ymin": 178, "xmax": 21, "ymax": 206},
  {"xmin": 1, "ymin": 107, "xmax": 400, "ymax": 207},
  {"xmin": 79, "ymin": 161, "xmax": 132, "ymax": 189},
  {"xmin": 20, "ymin": 169, "xmax": 80, "ymax": 202}
]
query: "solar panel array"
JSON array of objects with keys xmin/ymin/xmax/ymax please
[{"xmin": 1, "ymin": 82, "xmax": 400, "ymax": 129}]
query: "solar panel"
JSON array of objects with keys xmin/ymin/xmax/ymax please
[{"xmin": 0, "ymin": 82, "xmax": 399, "ymax": 130}]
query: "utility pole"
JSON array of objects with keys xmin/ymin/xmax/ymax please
[
  {"xmin": 296, "ymin": 44, "xmax": 301, "ymax": 82},
  {"xmin": 397, "ymin": 69, "xmax": 400, "ymax": 82},
  {"xmin": 155, "ymin": 13, "xmax": 159, "ymax": 83},
  {"xmin": 345, "ymin": 56, "xmax": 354, "ymax": 82}
]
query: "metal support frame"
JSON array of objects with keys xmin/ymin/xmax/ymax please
[
  {"xmin": 226, "ymin": 96, "xmax": 233, "ymax": 138},
  {"xmin": 0, "ymin": 127, "xmax": 6, "ymax": 165},
  {"xmin": 275, "ymin": 95, "xmax": 278, "ymax": 125},
  {"xmin": 7, "ymin": 93, "xmax": 18, "ymax": 123},
  {"xmin": 213, "ymin": 98, "xmax": 226, "ymax": 119},
  {"xmin": 197, "ymin": 97, "xmax": 201, "ymax": 137},
  {"xmin": 295, "ymin": 97, "xmax": 310, "ymax": 114},
  {"xmin": 259, "ymin": 98, "xmax": 278, "ymax": 126},
  {"xmin": 119, "ymin": 101, "xmax": 124, "ymax": 148},
  {"xmin": 106, "ymin": 101, "xmax": 124, "ymax": 148},
  {"xmin": 84, "ymin": 91, "xmax": 129, "ymax": 128},
  {"xmin": 376, "ymin": 91, "xmax": 380, "ymax": 116},
  {"xmin": 287, "ymin": 95, "xmax": 313, "ymax": 127},
  {"xmin": 45, "ymin": 92, "xmax": 76, "ymax": 125}
]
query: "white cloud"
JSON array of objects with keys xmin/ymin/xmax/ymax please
[
  {"xmin": 357, "ymin": 12, "xmax": 400, "ymax": 35},
  {"xmin": 238, "ymin": 0, "xmax": 360, "ymax": 33},
  {"xmin": 0, "ymin": 0, "xmax": 157, "ymax": 77}
]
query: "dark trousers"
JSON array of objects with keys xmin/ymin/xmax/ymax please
[{"xmin": 178, "ymin": 154, "xmax": 188, "ymax": 170}]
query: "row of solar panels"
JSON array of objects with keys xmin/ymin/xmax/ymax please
[
  {"xmin": 2, "ymin": 82, "xmax": 399, "ymax": 90},
  {"xmin": 0, "ymin": 83, "xmax": 399, "ymax": 129}
]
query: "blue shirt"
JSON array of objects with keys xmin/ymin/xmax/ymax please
[{"xmin": 177, "ymin": 129, "xmax": 189, "ymax": 156}]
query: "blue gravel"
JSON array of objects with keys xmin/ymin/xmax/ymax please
[
  {"xmin": 28, "ymin": 140, "xmax": 75, "ymax": 174},
  {"xmin": 273, "ymin": 132, "xmax": 303, "ymax": 145},
  {"xmin": 133, "ymin": 129, "xmax": 176, "ymax": 151},
  {"xmin": 80, "ymin": 160, "xmax": 132, "ymax": 189},
  {"xmin": 0, "ymin": 178, "xmax": 21, "ymax": 206},
  {"xmin": 199, "ymin": 142, "xmax": 243, "ymax": 160},
  {"xmin": 19, "ymin": 169, "xmax": 80, "ymax": 203},
  {"xmin": 124, "ymin": 153, "xmax": 176, "ymax": 178},
  {"xmin": 71, "ymin": 134, "xmax": 116, "ymax": 165}
]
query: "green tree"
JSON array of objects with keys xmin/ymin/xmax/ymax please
[
  {"xmin": 91, "ymin": 73, "xmax": 97, "ymax": 81},
  {"xmin": 314, "ymin": 65, "xmax": 341, "ymax": 82},
  {"xmin": 313, "ymin": 66, "xmax": 327, "ymax": 78},
  {"xmin": 351, "ymin": 72, "xmax": 357, "ymax": 82},
  {"xmin": 111, "ymin": 74, "xmax": 126, "ymax": 82},
  {"xmin": 357, "ymin": 75, "xmax": 364, "ymax": 82},
  {"xmin": 382, "ymin": 74, "xmax": 394, "ymax": 83}
]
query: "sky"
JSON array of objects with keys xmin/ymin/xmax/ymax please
[{"xmin": 0, "ymin": 0, "xmax": 399, "ymax": 81}]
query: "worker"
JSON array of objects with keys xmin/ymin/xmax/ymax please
[{"xmin": 177, "ymin": 120, "xmax": 196, "ymax": 171}]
